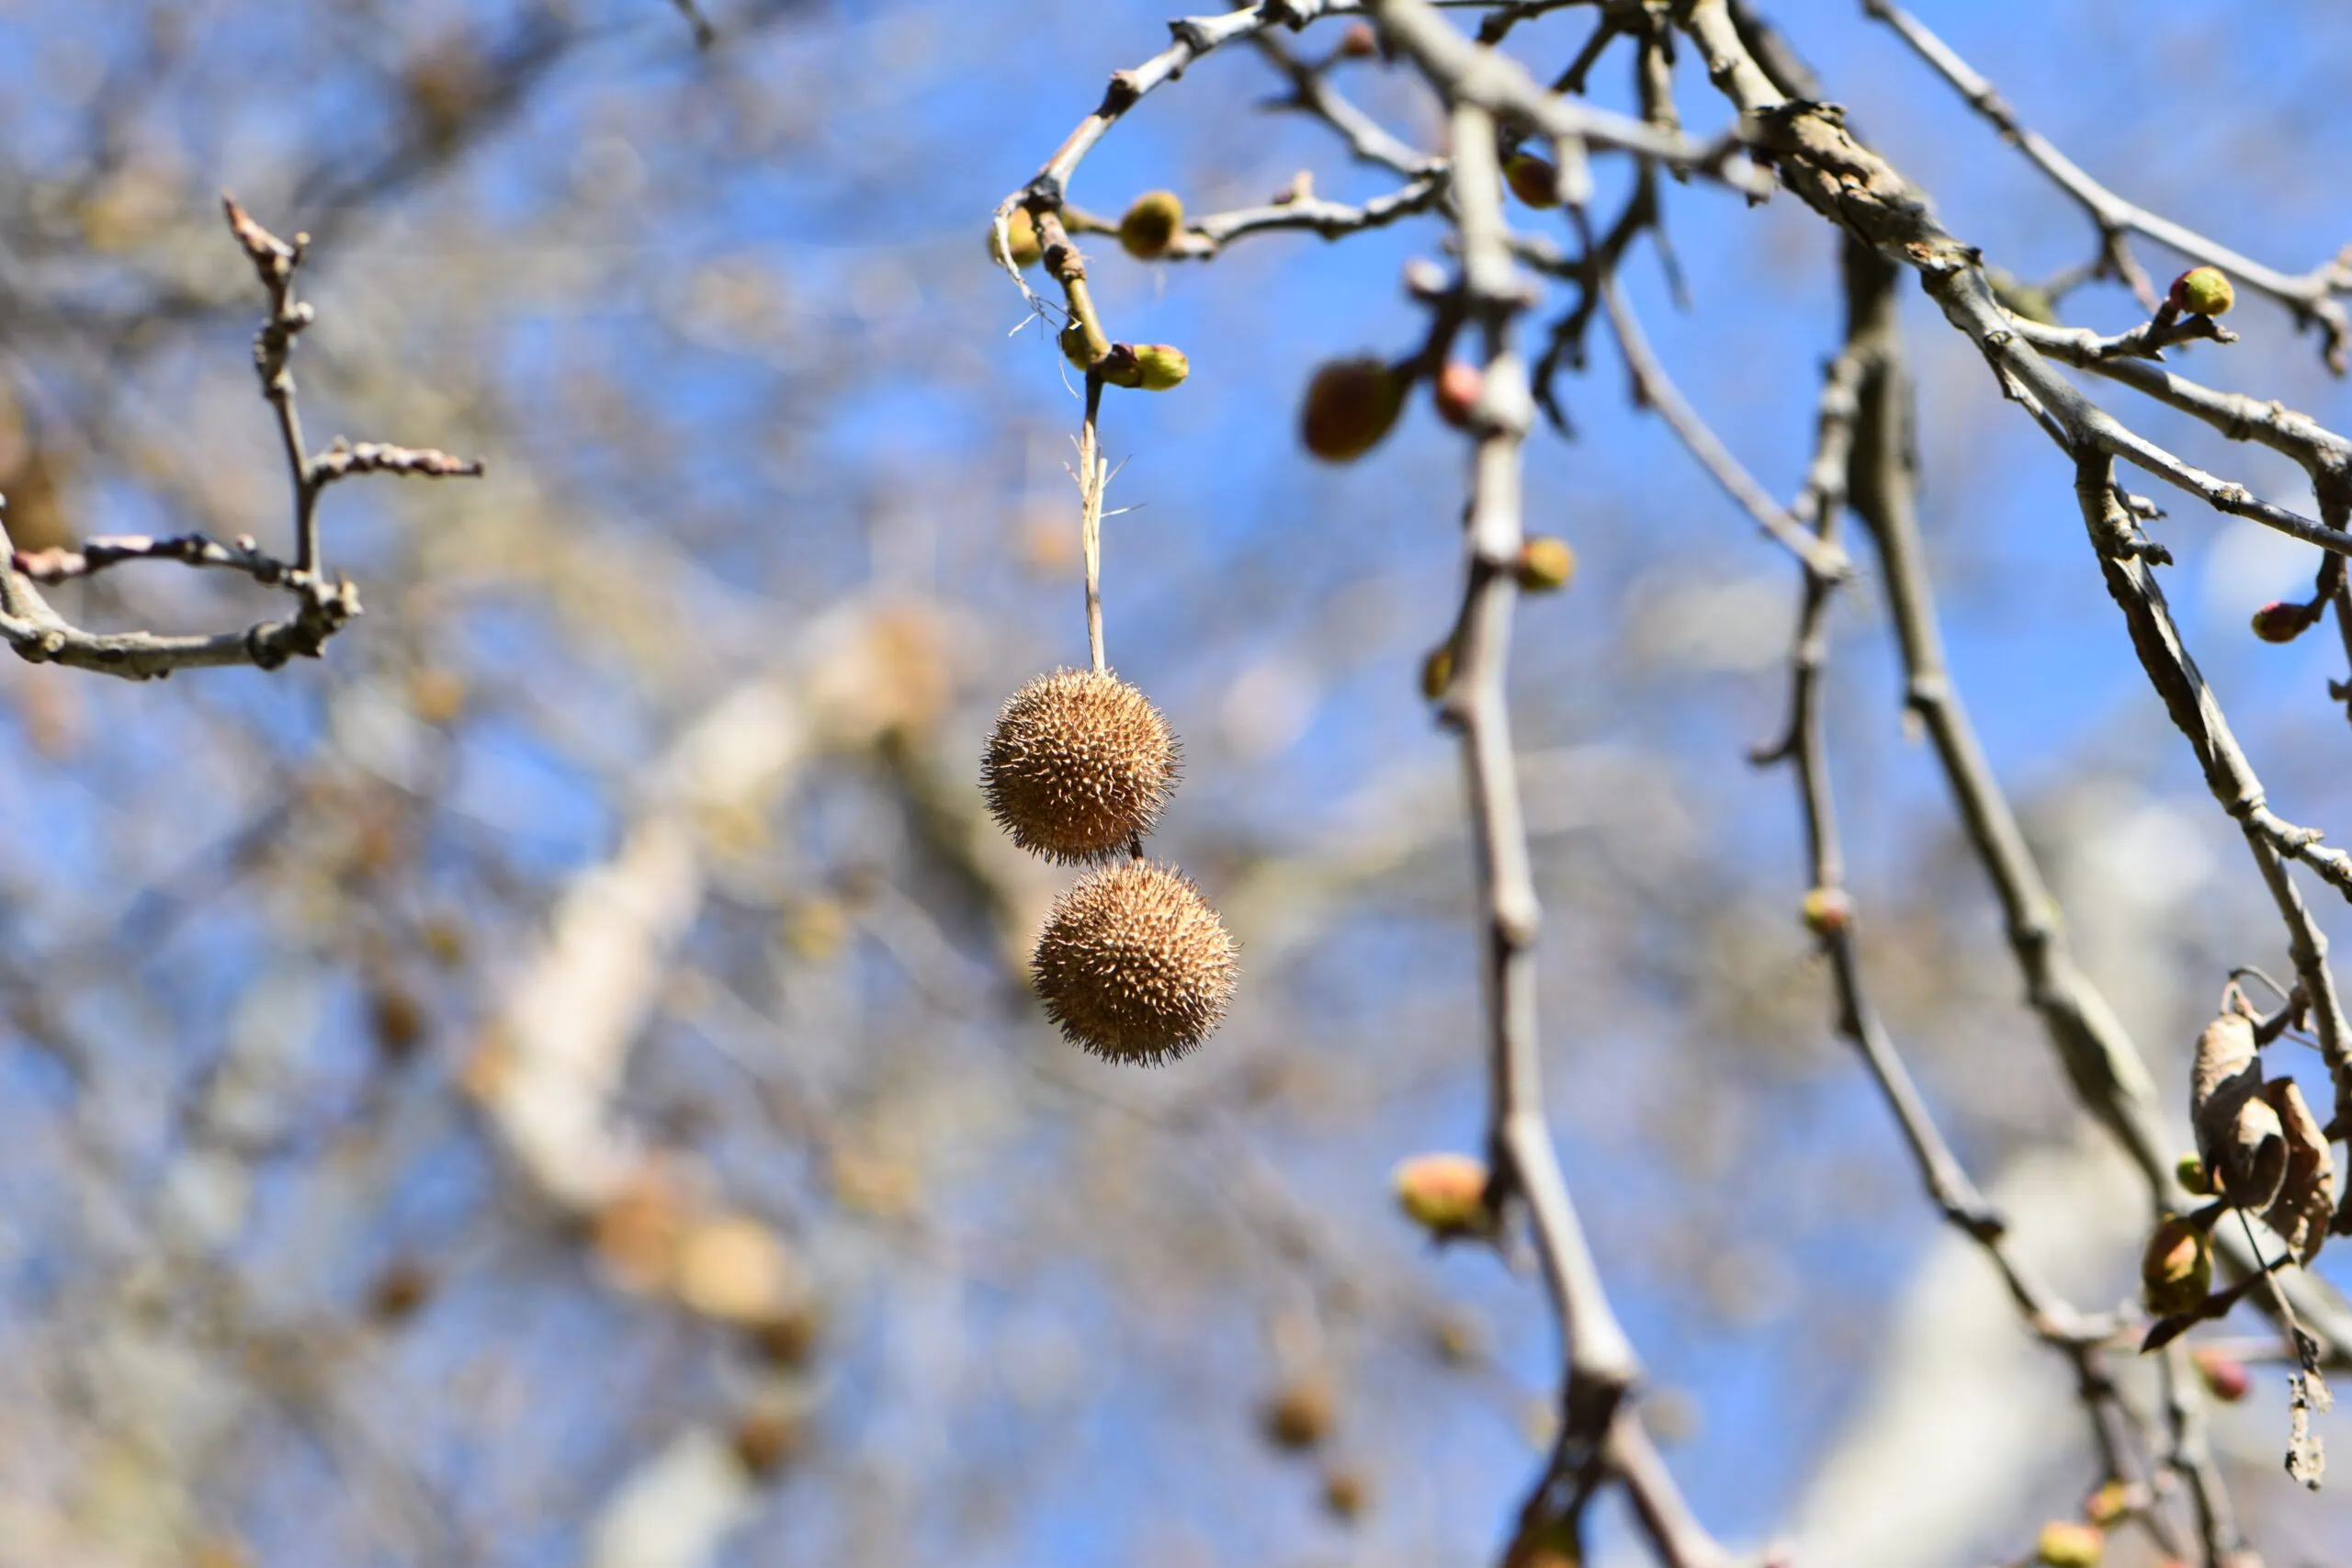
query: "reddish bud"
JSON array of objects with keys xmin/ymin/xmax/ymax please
[
  {"xmin": 2191, "ymin": 1344, "xmax": 2251, "ymax": 1404},
  {"xmin": 1433, "ymin": 361, "xmax": 1483, "ymax": 427},
  {"xmin": 1336, "ymin": 22, "xmax": 1377, "ymax": 58},
  {"xmin": 2083, "ymin": 1480, "xmax": 2130, "ymax": 1528}
]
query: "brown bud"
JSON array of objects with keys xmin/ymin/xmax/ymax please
[
  {"xmin": 1261, "ymin": 1373, "xmax": 1337, "ymax": 1451},
  {"xmin": 1320, "ymin": 1464, "xmax": 1371, "ymax": 1521},
  {"xmin": 989, "ymin": 207, "xmax": 1043, "ymax": 269},
  {"xmin": 1515, "ymin": 536, "xmax": 1577, "ymax": 592},
  {"xmin": 2037, "ymin": 1520, "xmax": 2104, "ymax": 1568},
  {"xmin": 1301, "ymin": 356, "xmax": 1406, "ymax": 462},
  {"xmin": 2252, "ymin": 599, "xmax": 2317, "ymax": 642},
  {"xmin": 1419, "ymin": 643, "xmax": 1455, "ymax": 701},
  {"xmin": 1393, "ymin": 1152, "xmax": 1493, "ymax": 1239},
  {"xmin": 2142, "ymin": 1215, "xmax": 2212, "ymax": 1317},
  {"xmin": 369, "ymin": 985, "xmax": 427, "ymax": 1059},
  {"xmin": 2192, "ymin": 1344, "xmax": 2251, "ymax": 1404},
  {"xmin": 365, "ymin": 1258, "xmax": 435, "ymax": 1325},
  {"xmin": 1031, "ymin": 860, "xmax": 1238, "ymax": 1064},
  {"xmin": 1505, "ymin": 152, "xmax": 1561, "ymax": 209},
  {"xmin": 729, "ymin": 1406, "xmax": 803, "ymax": 1479},
  {"xmin": 2169, "ymin": 266, "xmax": 2234, "ymax": 318},
  {"xmin": 1118, "ymin": 189, "xmax": 1184, "ymax": 259},
  {"xmin": 1433, "ymin": 360, "xmax": 1483, "ymax": 427},
  {"xmin": 983, "ymin": 669, "xmax": 1180, "ymax": 863},
  {"xmin": 1336, "ymin": 22, "xmax": 1378, "ymax": 59}
]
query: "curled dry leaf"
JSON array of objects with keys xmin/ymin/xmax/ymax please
[
  {"xmin": 2221, "ymin": 1092, "xmax": 2287, "ymax": 1213},
  {"xmin": 2259, "ymin": 1077, "xmax": 2335, "ymax": 1265},
  {"xmin": 2189, "ymin": 1013, "xmax": 2258, "ymax": 1160},
  {"xmin": 2189, "ymin": 1012, "xmax": 2288, "ymax": 1208}
]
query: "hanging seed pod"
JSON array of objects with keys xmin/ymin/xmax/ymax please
[
  {"xmin": 1031, "ymin": 859, "xmax": 1238, "ymax": 1064},
  {"xmin": 982, "ymin": 669, "xmax": 1180, "ymax": 863},
  {"xmin": 2259, "ymin": 1077, "xmax": 2335, "ymax": 1264}
]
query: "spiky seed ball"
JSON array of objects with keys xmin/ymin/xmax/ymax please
[
  {"xmin": 2170, "ymin": 265, "xmax": 2234, "ymax": 318},
  {"xmin": 984, "ymin": 669, "xmax": 1179, "ymax": 863},
  {"xmin": 1119, "ymin": 190, "xmax": 1185, "ymax": 259},
  {"xmin": 1302, "ymin": 356, "xmax": 1406, "ymax": 462},
  {"xmin": 1031, "ymin": 859, "xmax": 1238, "ymax": 1063},
  {"xmin": 989, "ymin": 208, "xmax": 1042, "ymax": 270}
]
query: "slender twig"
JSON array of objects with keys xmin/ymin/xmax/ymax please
[
  {"xmin": 0, "ymin": 197, "xmax": 480, "ymax": 680},
  {"xmin": 1861, "ymin": 0, "xmax": 2352, "ymax": 370},
  {"xmin": 1376, "ymin": 6, "xmax": 1727, "ymax": 1563},
  {"xmin": 1599, "ymin": 276, "xmax": 1849, "ymax": 578},
  {"xmin": 1753, "ymin": 255, "xmax": 2195, "ymax": 1562}
]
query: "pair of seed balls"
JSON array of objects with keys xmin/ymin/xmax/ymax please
[{"xmin": 982, "ymin": 669, "xmax": 1237, "ymax": 1064}]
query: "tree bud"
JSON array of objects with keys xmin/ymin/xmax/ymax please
[
  {"xmin": 1133, "ymin": 344, "xmax": 1189, "ymax": 390},
  {"xmin": 1301, "ymin": 357, "xmax": 1405, "ymax": 461},
  {"xmin": 2141, "ymin": 1215, "xmax": 2211, "ymax": 1317},
  {"xmin": 989, "ymin": 208, "xmax": 1042, "ymax": 269},
  {"xmin": 1505, "ymin": 152, "xmax": 1560, "ymax": 209},
  {"xmin": 1118, "ymin": 189, "xmax": 1184, "ymax": 259},
  {"xmin": 2191, "ymin": 1344, "xmax": 2250, "ymax": 1404},
  {"xmin": 2036, "ymin": 1520, "xmax": 2104, "ymax": 1568},
  {"xmin": 1393, "ymin": 1151, "xmax": 1493, "ymax": 1238},
  {"xmin": 1516, "ymin": 536, "xmax": 1577, "ymax": 592},
  {"xmin": 2251, "ymin": 599, "xmax": 2316, "ymax": 642},
  {"xmin": 1433, "ymin": 361, "xmax": 1483, "ymax": 427},
  {"xmin": 2169, "ymin": 266, "xmax": 2234, "ymax": 318}
]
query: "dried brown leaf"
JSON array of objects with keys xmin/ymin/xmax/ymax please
[{"xmin": 2259, "ymin": 1077, "xmax": 2335, "ymax": 1265}]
